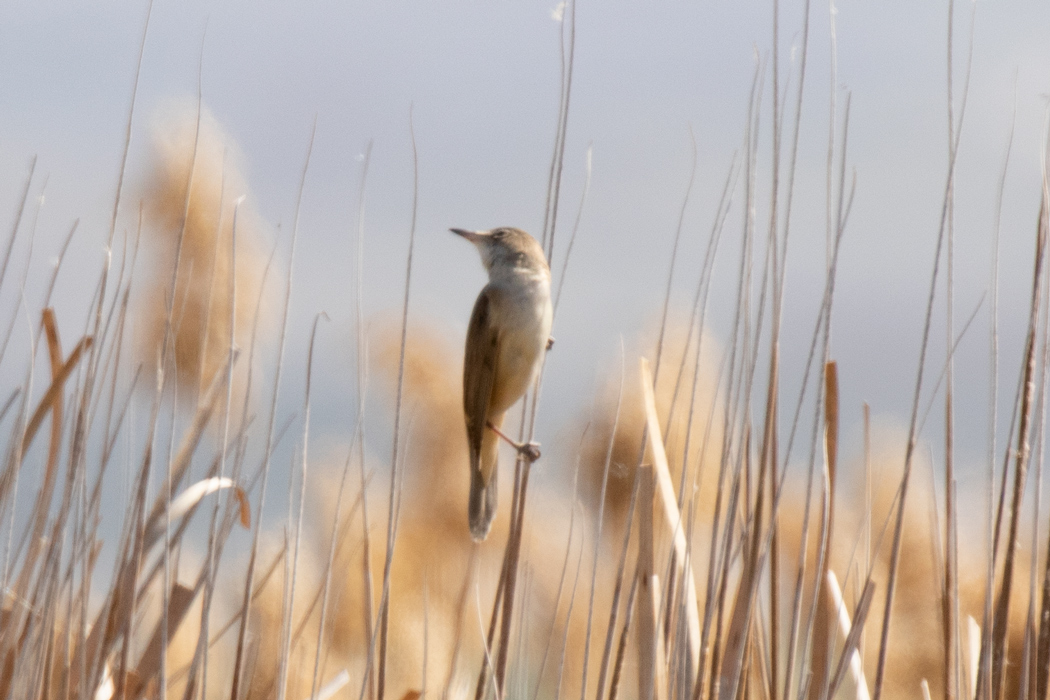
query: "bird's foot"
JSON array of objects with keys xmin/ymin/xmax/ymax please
[
  {"xmin": 546, "ymin": 336, "xmax": 555, "ymax": 350},
  {"xmin": 487, "ymin": 422, "xmax": 542, "ymax": 463},
  {"xmin": 518, "ymin": 441, "xmax": 541, "ymax": 462}
]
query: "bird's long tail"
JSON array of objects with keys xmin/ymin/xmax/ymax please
[{"xmin": 468, "ymin": 418, "xmax": 501, "ymax": 541}]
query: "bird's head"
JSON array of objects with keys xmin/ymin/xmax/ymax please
[{"xmin": 450, "ymin": 227, "xmax": 548, "ymax": 275}]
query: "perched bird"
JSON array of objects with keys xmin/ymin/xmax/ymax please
[{"xmin": 451, "ymin": 227, "xmax": 553, "ymax": 541}]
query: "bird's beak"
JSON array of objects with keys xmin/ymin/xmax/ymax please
[{"xmin": 450, "ymin": 228, "xmax": 487, "ymax": 243}]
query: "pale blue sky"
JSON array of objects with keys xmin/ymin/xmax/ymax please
[{"xmin": 1, "ymin": 1, "xmax": 1049, "ymax": 494}]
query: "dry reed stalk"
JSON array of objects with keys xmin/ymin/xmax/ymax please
[
  {"xmin": 540, "ymin": 0, "xmax": 576, "ymax": 261},
  {"xmin": 374, "ymin": 110, "xmax": 419, "ymax": 700},
  {"xmin": 353, "ymin": 139, "xmax": 377, "ymax": 700},
  {"xmin": 0, "ymin": 158, "xmax": 37, "ymax": 369},
  {"xmin": 717, "ymin": 436, "xmax": 765, "ymax": 700},
  {"xmin": 982, "ymin": 65, "xmax": 1015, "ymax": 700},
  {"xmin": 10, "ymin": 333, "xmax": 91, "ymax": 468},
  {"xmin": 638, "ymin": 465, "xmax": 656, "ymax": 700},
  {"xmin": 230, "ymin": 108, "xmax": 307, "ymax": 700},
  {"xmin": 493, "ymin": 454, "xmax": 534, "ymax": 698},
  {"xmin": 141, "ymin": 353, "xmax": 239, "ymax": 550},
  {"xmin": 1032, "ymin": 141, "xmax": 1050, "ymax": 700},
  {"xmin": 529, "ymin": 435, "xmax": 585, "ymax": 700},
  {"xmin": 551, "ymin": 525, "xmax": 586, "ymax": 700},
  {"xmin": 599, "ymin": 467, "xmax": 643, "ymax": 700},
  {"xmin": 824, "ymin": 571, "xmax": 873, "ymax": 700},
  {"xmin": 707, "ymin": 82, "xmax": 778, "ymax": 689},
  {"xmin": 870, "ymin": 0, "xmax": 973, "ymax": 692},
  {"xmin": 805, "ymin": 362, "xmax": 839, "ymax": 700},
  {"xmin": 1021, "ymin": 242, "xmax": 1050, "ymax": 700},
  {"xmin": 578, "ymin": 347, "xmax": 623, "ymax": 700},
  {"xmin": 132, "ymin": 583, "xmax": 196, "ymax": 693},
  {"xmin": 307, "ymin": 427, "xmax": 364, "ymax": 700},
  {"xmin": 4, "ymin": 310, "xmax": 77, "ymax": 625},
  {"xmin": 579, "ymin": 321, "xmax": 722, "ymax": 565},
  {"xmin": 779, "ymin": 88, "xmax": 849, "ymax": 700},
  {"xmin": 940, "ymin": 5, "xmax": 980, "ymax": 695},
  {"xmin": 640, "ymin": 359, "xmax": 700, "ymax": 674},
  {"xmin": 607, "ymin": 565, "xmax": 639, "ymax": 700},
  {"xmin": 651, "ymin": 574, "xmax": 668, "ymax": 700},
  {"xmin": 274, "ymin": 310, "xmax": 327, "ymax": 700},
  {"xmin": 985, "ymin": 201, "xmax": 1047, "ymax": 700}
]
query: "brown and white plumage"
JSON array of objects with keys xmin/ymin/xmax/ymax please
[{"xmin": 453, "ymin": 227, "xmax": 552, "ymax": 541}]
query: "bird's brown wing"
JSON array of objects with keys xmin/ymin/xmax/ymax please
[{"xmin": 464, "ymin": 286, "xmax": 501, "ymax": 479}]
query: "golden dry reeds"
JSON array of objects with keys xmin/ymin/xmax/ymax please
[
  {"xmin": 228, "ymin": 320, "xmax": 567, "ymax": 700},
  {"xmin": 0, "ymin": 7, "xmax": 1045, "ymax": 695},
  {"xmin": 578, "ymin": 317, "xmax": 723, "ymax": 540}
]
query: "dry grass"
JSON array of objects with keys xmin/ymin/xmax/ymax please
[{"xmin": 0, "ymin": 5, "xmax": 1047, "ymax": 700}]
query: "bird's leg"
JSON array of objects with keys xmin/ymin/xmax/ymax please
[{"xmin": 487, "ymin": 421, "xmax": 541, "ymax": 462}]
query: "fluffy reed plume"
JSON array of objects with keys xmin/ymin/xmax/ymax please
[
  {"xmin": 371, "ymin": 321, "xmax": 476, "ymax": 521},
  {"xmin": 813, "ymin": 430, "xmax": 946, "ymax": 700},
  {"xmin": 134, "ymin": 103, "xmax": 274, "ymax": 402},
  {"xmin": 363, "ymin": 320, "xmax": 583, "ymax": 695},
  {"xmin": 777, "ymin": 425, "xmax": 1027, "ymax": 700},
  {"xmin": 579, "ymin": 316, "xmax": 723, "ymax": 537},
  {"xmin": 234, "ymin": 320, "xmax": 582, "ymax": 699}
]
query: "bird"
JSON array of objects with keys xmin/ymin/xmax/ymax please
[{"xmin": 451, "ymin": 227, "xmax": 553, "ymax": 541}]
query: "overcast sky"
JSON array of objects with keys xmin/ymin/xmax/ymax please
[{"xmin": 1, "ymin": 1, "xmax": 1049, "ymax": 499}]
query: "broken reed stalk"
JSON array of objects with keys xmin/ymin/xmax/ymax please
[
  {"xmin": 640, "ymin": 359, "xmax": 700, "ymax": 674},
  {"xmin": 824, "ymin": 571, "xmax": 874, "ymax": 700},
  {"xmin": 3, "ymin": 314, "xmax": 96, "ymax": 695},
  {"xmin": 18, "ymin": 309, "xmax": 64, "ymax": 574}
]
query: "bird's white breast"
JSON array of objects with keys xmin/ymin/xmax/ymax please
[{"xmin": 487, "ymin": 267, "xmax": 553, "ymax": 413}]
